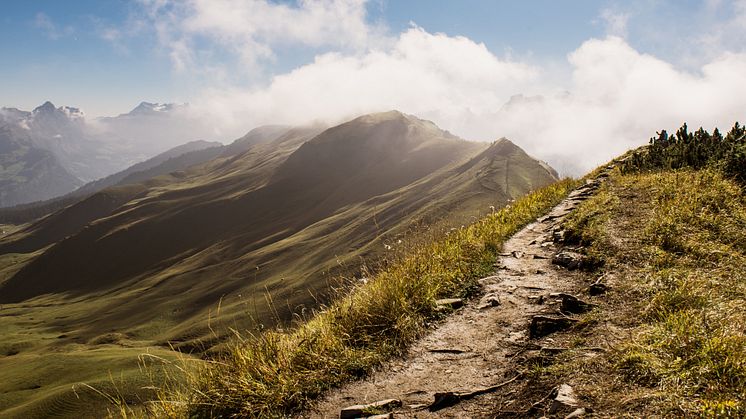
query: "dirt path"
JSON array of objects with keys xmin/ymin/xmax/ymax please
[{"xmin": 305, "ymin": 170, "xmax": 611, "ymax": 418}]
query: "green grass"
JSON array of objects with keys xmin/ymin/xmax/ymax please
[
  {"xmin": 558, "ymin": 167, "xmax": 746, "ymax": 417},
  {"xmin": 151, "ymin": 179, "xmax": 577, "ymax": 418},
  {"xmin": 0, "ymin": 346, "xmax": 179, "ymax": 419}
]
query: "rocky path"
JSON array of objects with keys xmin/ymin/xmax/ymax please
[{"xmin": 306, "ymin": 170, "xmax": 612, "ymax": 419}]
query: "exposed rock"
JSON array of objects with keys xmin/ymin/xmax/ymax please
[
  {"xmin": 512, "ymin": 250, "xmax": 525, "ymax": 258},
  {"xmin": 435, "ymin": 298, "xmax": 464, "ymax": 310},
  {"xmin": 527, "ymin": 295, "xmax": 545, "ymax": 305},
  {"xmin": 529, "ymin": 315, "xmax": 579, "ymax": 338},
  {"xmin": 565, "ymin": 407, "xmax": 590, "ymax": 418},
  {"xmin": 428, "ymin": 374, "xmax": 522, "ymax": 411},
  {"xmin": 548, "ymin": 384, "xmax": 579, "ymax": 414},
  {"xmin": 340, "ymin": 399, "xmax": 402, "ymax": 419},
  {"xmin": 368, "ymin": 414, "xmax": 394, "ymax": 419},
  {"xmin": 552, "ymin": 230, "xmax": 566, "ymax": 243},
  {"xmin": 589, "ymin": 282, "xmax": 608, "ymax": 296},
  {"xmin": 477, "ymin": 275, "xmax": 500, "ymax": 284},
  {"xmin": 552, "ymin": 251, "xmax": 585, "ymax": 270},
  {"xmin": 478, "ymin": 294, "xmax": 501, "ymax": 309},
  {"xmin": 557, "ymin": 293, "xmax": 594, "ymax": 314},
  {"xmin": 430, "ymin": 392, "xmax": 462, "ymax": 411}
]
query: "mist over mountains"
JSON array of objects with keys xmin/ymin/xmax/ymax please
[{"xmin": 0, "ymin": 100, "xmax": 221, "ymax": 207}]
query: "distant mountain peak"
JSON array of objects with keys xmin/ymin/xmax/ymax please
[
  {"xmin": 128, "ymin": 101, "xmax": 182, "ymax": 116},
  {"xmin": 31, "ymin": 101, "xmax": 84, "ymax": 119},
  {"xmin": 33, "ymin": 101, "xmax": 57, "ymax": 114}
]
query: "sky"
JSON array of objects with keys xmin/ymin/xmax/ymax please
[{"xmin": 2, "ymin": 0, "xmax": 746, "ymax": 174}]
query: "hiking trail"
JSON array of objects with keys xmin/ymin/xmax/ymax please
[{"xmin": 305, "ymin": 166, "xmax": 614, "ymax": 419}]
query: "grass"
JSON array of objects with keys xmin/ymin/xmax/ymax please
[
  {"xmin": 542, "ymin": 167, "xmax": 746, "ymax": 417},
  {"xmin": 150, "ymin": 178, "xmax": 577, "ymax": 418}
]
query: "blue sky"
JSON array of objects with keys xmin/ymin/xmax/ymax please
[{"xmin": 1, "ymin": 0, "xmax": 738, "ymax": 117}]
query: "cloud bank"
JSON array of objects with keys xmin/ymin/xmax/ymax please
[{"xmin": 139, "ymin": 0, "xmax": 746, "ymax": 176}]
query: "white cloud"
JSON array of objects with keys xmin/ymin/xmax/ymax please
[
  {"xmin": 184, "ymin": 31, "xmax": 746, "ymax": 176},
  {"xmin": 187, "ymin": 26, "xmax": 540, "ymax": 136},
  {"xmin": 488, "ymin": 37, "xmax": 746, "ymax": 174},
  {"xmin": 138, "ymin": 0, "xmax": 385, "ymax": 73}
]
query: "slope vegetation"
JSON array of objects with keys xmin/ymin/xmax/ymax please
[
  {"xmin": 151, "ymin": 121, "xmax": 745, "ymax": 418},
  {"xmin": 0, "ymin": 111, "xmax": 557, "ymax": 418}
]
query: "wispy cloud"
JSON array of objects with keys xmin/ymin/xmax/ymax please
[
  {"xmin": 34, "ymin": 12, "xmax": 74, "ymax": 40},
  {"xmin": 598, "ymin": 8, "xmax": 630, "ymax": 38}
]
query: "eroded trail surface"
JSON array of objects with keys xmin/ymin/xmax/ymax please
[{"xmin": 306, "ymin": 169, "xmax": 613, "ymax": 419}]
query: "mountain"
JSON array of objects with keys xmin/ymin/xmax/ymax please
[
  {"xmin": 0, "ymin": 126, "xmax": 309, "ymax": 249},
  {"xmin": 0, "ymin": 124, "xmax": 82, "ymax": 207},
  {"xmin": 0, "ymin": 125, "xmax": 305, "ymax": 225},
  {"xmin": 0, "ymin": 110, "xmax": 555, "ymax": 328},
  {"xmin": 0, "ymin": 101, "xmax": 129, "ymax": 206},
  {"xmin": 125, "ymin": 101, "xmax": 183, "ymax": 116},
  {"xmin": 0, "ymin": 101, "xmax": 225, "ymax": 207},
  {"xmin": 0, "ymin": 111, "xmax": 557, "ymax": 417},
  {"xmin": 221, "ymin": 124, "xmax": 292, "ymax": 156},
  {"xmin": 23, "ymin": 101, "xmax": 120, "ymax": 182}
]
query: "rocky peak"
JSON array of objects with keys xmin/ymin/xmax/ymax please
[{"xmin": 33, "ymin": 101, "xmax": 58, "ymax": 115}]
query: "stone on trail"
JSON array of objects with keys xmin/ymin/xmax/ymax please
[
  {"xmin": 552, "ymin": 251, "xmax": 585, "ymax": 270},
  {"xmin": 565, "ymin": 407, "xmax": 590, "ymax": 418},
  {"xmin": 435, "ymin": 298, "xmax": 464, "ymax": 310},
  {"xmin": 548, "ymin": 384, "xmax": 579, "ymax": 414},
  {"xmin": 529, "ymin": 315, "xmax": 579, "ymax": 338},
  {"xmin": 589, "ymin": 282, "xmax": 608, "ymax": 296},
  {"xmin": 340, "ymin": 399, "xmax": 402, "ymax": 419},
  {"xmin": 478, "ymin": 293, "xmax": 501, "ymax": 309},
  {"xmin": 557, "ymin": 293, "xmax": 594, "ymax": 314}
]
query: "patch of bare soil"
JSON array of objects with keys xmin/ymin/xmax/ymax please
[{"xmin": 304, "ymin": 169, "xmax": 615, "ymax": 418}]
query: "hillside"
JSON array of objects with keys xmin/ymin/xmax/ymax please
[
  {"xmin": 0, "ymin": 111, "xmax": 557, "ymax": 418},
  {"xmin": 148, "ymin": 122, "xmax": 744, "ymax": 418},
  {"xmin": 0, "ymin": 125, "xmax": 297, "ymax": 225}
]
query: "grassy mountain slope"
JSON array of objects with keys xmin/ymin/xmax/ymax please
[
  {"xmin": 0, "ymin": 111, "xmax": 558, "ymax": 417},
  {"xmin": 73, "ymin": 139, "xmax": 222, "ymax": 197},
  {"xmin": 514, "ymin": 167, "xmax": 745, "ymax": 417},
  {"xmin": 491, "ymin": 123, "xmax": 746, "ymax": 417},
  {"xmin": 0, "ymin": 126, "xmax": 302, "ymax": 241},
  {"xmin": 148, "ymin": 121, "xmax": 745, "ymax": 418},
  {"xmin": 155, "ymin": 177, "xmax": 576, "ymax": 418}
]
